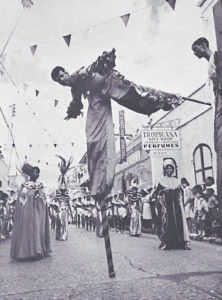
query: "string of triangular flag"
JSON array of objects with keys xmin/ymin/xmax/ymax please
[
  {"xmin": 2, "ymin": 3, "xmax": 176, "ymax": 58},
  {"xmin": 23, "ymin": 82, "xmax": 59, "ymax": 106},
  {"xmin": 24, "ymin": 101, "xmax": 58, "ymax": 145},
  {"xmin": 1, "ymin": 142, "xmax": 75, "ymax": 149}
]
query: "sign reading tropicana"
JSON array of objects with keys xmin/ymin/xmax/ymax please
[{"xmin": 141, "ymin": 129, "xmax": 180, "ymax": 150}]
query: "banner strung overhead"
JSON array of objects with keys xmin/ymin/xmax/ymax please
[{"xmin": 141, "ymin": 129, "xmax": 180, "ymax": 150}]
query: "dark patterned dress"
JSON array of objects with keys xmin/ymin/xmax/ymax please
[{"xmin": 154, "ymin": 176, "xmax": 189, "ymax": 249}]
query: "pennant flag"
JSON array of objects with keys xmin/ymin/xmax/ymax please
[
  {"xmin": 23, "ymin": 83, "xmax": 29, "ymax": 91},
  {"xmin": 120, "ymin": 13, "xmax": 130, "ymax": 27},
  {"xmin": 166, "ymin": 0, "xmax": 176, "ymax": 9},
  {"xmin": 54, "ymin": 143, "xmax": 57, "ymax": 148},
  {"xmin": 29, "ymin": 144, "xmax": 32, "ymax": 148},
  {"xmin": 35, "ymin": 89, "xmax": 39, "ymax": 97},
  {"xmin": 30, "ymin": 45, "xmax": 37, "ymax": 56},
  {"xmin": 63, "ymin": 34, "xmax": 71, "ymax": 47},
  {"xmin": 54, "ymin": 99, "xmax": 59, "ymax": 107},
  {"xmin": 21, "ymin": 0, "xmax": 34, "ymax": 9}
]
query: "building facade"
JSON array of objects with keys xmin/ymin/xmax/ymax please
[{"xmin": 0, "ymin": 157, "xmax": 8, "ymax": 192}]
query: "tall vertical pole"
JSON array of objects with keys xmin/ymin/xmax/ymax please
[
  {"xmin": 119, "ymin": 110, "xmax": 127, "ymax": 164},
  {"xmin": 100, "ymin": 198, "xmax": 115, "ymax": 278}
]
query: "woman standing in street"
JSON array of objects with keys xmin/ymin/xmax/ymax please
[
  {"xmin": 152, "ymin": 159, "xmax": 191, "ymax": 250},
  {"xmin": 10, "ymin": 163, "xmax": 51, "ymax": 260}
]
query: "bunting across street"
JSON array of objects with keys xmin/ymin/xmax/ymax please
[{"xmin": 1, "ymin": 1, "xmax": 222, "ymax": 297}]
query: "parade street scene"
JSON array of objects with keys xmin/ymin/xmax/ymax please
[{"xmin": 0, "ymin": 0, "xmax": 222, "ymax": 299}]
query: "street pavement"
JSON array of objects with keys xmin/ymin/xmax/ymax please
[{"xmin": 0, "ymin": 226, "xmax": 222, "ymax": 300}]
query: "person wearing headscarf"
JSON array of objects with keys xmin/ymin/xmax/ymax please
[
  {"xmin": 152, "ymin": 159, "xmax": 191, "ymax": 250},
  {"xmin": 10, "ymin": 163, "xmax": 51, "ymax": 260}
]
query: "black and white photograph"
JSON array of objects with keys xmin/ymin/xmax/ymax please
[{"xmin": 0, "ymin": 0, "xmax": 222, "ymax": 299}]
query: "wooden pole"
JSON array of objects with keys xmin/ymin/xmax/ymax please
[
  {"xmin": 182, "ymin": 97, "xmax": 212, "ymax": 106},
  {"xmin": 100, "ymin": 199, "xmax": 115, "ymax": 278}
]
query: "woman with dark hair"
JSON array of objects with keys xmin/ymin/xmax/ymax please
[
  {"xmin": 10, "ymin": 163, "xmax": 51, "ymax": 260},
  {"xmin": 152, "ymin": 159, "xmax": 191, "ymax": 250}
]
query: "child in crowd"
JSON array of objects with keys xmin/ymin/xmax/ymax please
[
  {"xmin": 193, "ymin": 185, "xmax": 209, "ymax": 239},
  {"xmin": 181, "ymin": 178, "xmax": 194, "ymax": 233}
]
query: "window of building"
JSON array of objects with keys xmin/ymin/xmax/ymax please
[{"xmin": 193, "ymin": 144, "xmax": 213, "ymax": 185}]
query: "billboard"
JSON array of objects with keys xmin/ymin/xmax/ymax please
[{"xmin": 141, "ymin": 129, "xmax": 180, "ymax": 150}]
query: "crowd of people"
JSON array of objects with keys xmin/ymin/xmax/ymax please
[
  {"xmin": 182, "ymin": 176, "xmax": 220, "ymax": 241},
  {"xmin": 48, "ymin": 162, "xmax": 220, "ymax": 247},
  {"xmin": 1, "ymin": 160, "xmax": 220, "ymax": 260}
]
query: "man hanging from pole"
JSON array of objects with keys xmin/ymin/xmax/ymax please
[
  {"xmin": 51, "ymin": 49, "xmax": 182, "ymax": 277},
  {"xmin": 192, "ymin": 37, "xmax": 222, "ymax": 242}
]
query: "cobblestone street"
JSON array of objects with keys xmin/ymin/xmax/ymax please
[{"xmin": 0, "ymin": 226, "xmax": 222, "ymax": 299}]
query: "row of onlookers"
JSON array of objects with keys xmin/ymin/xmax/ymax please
[{"xmin": 0, "ymin": 191, "xmax": 16, "ymax": 242}]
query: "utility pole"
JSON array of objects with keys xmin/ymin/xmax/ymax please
[{"xmin": 114, "ymin": 110, "xmax": 133, "ymax": 164}]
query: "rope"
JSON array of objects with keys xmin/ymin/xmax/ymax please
[{"xmin": 0, "ymin": 10, "xmax": 25, "ymax": 57}]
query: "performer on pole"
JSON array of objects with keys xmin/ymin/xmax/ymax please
[
  {"xmin": 51, "ymin": 50, "xmax": 182, "ymax": 277},
  {"xmin": 51, "ymin": 49, "xmax": 182, "ymax": 120}
]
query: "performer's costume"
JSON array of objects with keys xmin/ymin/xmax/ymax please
[
  {"xmin": 55, "ymin": 187, "xmax": 70, "ymax": 241},
  {"xmin": 10, "ymin": 181, "xmax": 51, "ymax": 259},
  {"xmin": 128, "ymin": 187, "xmax": 142, "ymax": 236},
  {"xmin": 54, "ymin": 156, "xmax": 73, "ymax": 241},
  {"xmin": 153, "ymin": 176, "xmax": 190, "ymax": 250},
  {"xmin": 65, "ymin": 49, "xmax": 180, "ymax": 200}
]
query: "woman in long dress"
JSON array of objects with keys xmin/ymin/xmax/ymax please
[
  {"xmin": 10, "ymin": 164, "xmax": 51, "ymax": 260},
  {"xmin": 152, "ymin": 159, "xmax": 191, "ymax": 250}
]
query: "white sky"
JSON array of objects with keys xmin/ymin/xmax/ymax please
[{"xmin": 0, "ymin": 0, "xmax": 211, "ymax": 187}]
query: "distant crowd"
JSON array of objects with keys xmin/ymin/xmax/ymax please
[
  {"xmin": 1, "ymin": 175, "xmax": 220, "ymax": 245},
  {"xmin": 48, "ymin": 175, "xmax": 220, "ymax": 243}
]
